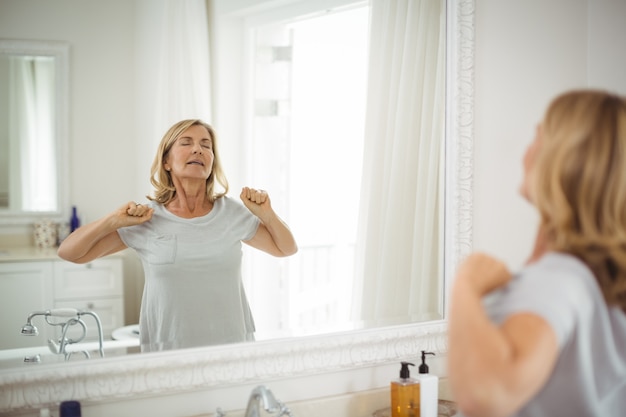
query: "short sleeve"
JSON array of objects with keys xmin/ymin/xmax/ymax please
[
  {"xmin": 221, "ymin": 197, "xmax": 260, "ymax": 241},
  {"xmin": 485, "ymin": 253, "xmax": 596, "ymax": 347},
  {"xmin": 116, "ymin": 201, "xmax": 158, "ymax": 250}
]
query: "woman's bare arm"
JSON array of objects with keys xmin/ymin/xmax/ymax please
[
  {"xmin": 448, "ymin": 253, "xmax": 559, "ymax": 417},
  {"xmin": 57, "ymin": 202, "xmax": 153, "ymax": 263},
  {"xmin": 240, "ymin": 187, "xmax": 297, "ymax": 257}
]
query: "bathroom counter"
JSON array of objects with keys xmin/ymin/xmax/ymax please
[
  {"xmin": 0, "ymin": 246, "xmax": 60, "ymax": 262},
  {"xmin": 373, "ymin": 400, "xmax": 458, "ymax": 417},
  {"xmin": 196, "ymin": 386, "xmax": 457, "ymax": 417},
  {"xmin": 0, "ymin": 246, "xmax": 124, "ymax": 262}
]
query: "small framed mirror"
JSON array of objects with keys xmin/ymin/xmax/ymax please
[{"xmin": 0, "ymin": 39, "xmax": 69, "ymax": 226}]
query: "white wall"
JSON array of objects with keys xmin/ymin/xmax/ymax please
[
  {"xmin": 0, "ymin": 0, "xmax": 139, "ymax": 224},
  {"xmin": 588, "ymin": 1, "xmax": 626, "ymax": 90},
  {"xmin": 473, "ymin": 0, "xmax": 626, "ymax": 270}
]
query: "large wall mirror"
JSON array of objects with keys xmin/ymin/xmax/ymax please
[
  {"xmin": 0, "ymin": 39, "xmax": 69, "ymax": 225},
  {"xmin": 0, "ymin": 0, "xmax": 474, "ymax": 412}
]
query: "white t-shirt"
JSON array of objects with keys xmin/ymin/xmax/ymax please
[
  {"xmin": 117, "ymin": 196, "xmax": 260, "ymax": 352},
  {"xmin": 462, "ymin": 252, "xmax": 626, "ymax": 417}
]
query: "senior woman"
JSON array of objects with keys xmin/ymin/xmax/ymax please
[
  {"xmin": 448, "ymin": 90, "xmax": 626, "ymax": 416},
  {"xmin": 58, "ymin": 119, "xmax": 297, "ymax": 352}
]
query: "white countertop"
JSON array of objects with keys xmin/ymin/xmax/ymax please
[
  {"xmin": 0, "ymin": 247, "xmax": 124, "ymax": 262},
  {"xmin": 0, "ymin": 246, "xmax": 60, "ymax": 262}
]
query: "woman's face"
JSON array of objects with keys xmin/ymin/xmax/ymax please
[
  {"xmin": 519, "ymin": 124, "xmax": 543, "ymax": 202},
  {"xmin": 163, "ymin": 124, "xmax": 214, "ymax": 183}
]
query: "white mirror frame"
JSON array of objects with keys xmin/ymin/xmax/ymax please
[
  {"xmin": 0, "ymin": 0, "xmax": 474, "ymax": 412},
  {"xmin": 0, "ymin": 39, "xmax": 70, "ymax": 228}
]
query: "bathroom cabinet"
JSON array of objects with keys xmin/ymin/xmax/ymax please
[
  {"xmin": 52, "ymin": 258, "xmax": 124, "ymax": 341},
  {"xmin": 0, "ymin": 260, "xmax": 54, "ymax": 350},
  {"xmin": 0, "ymin": 250, "xmax": 124, "ymax": 350}
]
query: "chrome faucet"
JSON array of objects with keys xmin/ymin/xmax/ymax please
[
  {"xmin": 20, "ymin": 308, "xmax": 105, "ymax": 361},
  {"xmin": 244, "ymin": 385, "xmax": 293, "ymax": 417}
]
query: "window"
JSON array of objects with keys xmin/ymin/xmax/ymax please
[{"xmin": 241, "ymin": 4, "xmax": 370, "ymax": 339}]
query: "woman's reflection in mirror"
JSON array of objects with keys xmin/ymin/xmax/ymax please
[{"xmin": 58, "ymin": 119, "xmax": 298, "ymax": 351}]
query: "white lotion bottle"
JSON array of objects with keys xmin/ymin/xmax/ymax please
[{"xmin": 416, "ymin": 351, "xmax": 438, "ymax": 417}]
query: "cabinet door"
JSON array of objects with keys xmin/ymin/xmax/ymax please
[
  {"xmin": 0, "ymin": 262, "xmax": 54, "ymax": 349},
  {"xmin": 53, "ymin": 258, "xmax": 123, "ymax": 299},
  {"xmin": 54, "ymin": 298, "xmax": 124, "ymax": 341}
]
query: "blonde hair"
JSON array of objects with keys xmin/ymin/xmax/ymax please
[
  {"xmin": 532, "ymin": 90, "xmax": 626, "ymax": 312},
  {"xmin": 147, "ymin": 119, "xmax": 229, "ymax": 205}
]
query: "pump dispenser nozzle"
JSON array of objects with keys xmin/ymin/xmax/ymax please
[
  {"xmin": 399, "ymin": 361, "xmax": 415, "ymax": 379},
  {"xmin": 419, "ymin": 351, "xmax": 435, "ymax": 374}
]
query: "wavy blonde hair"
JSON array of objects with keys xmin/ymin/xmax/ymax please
[
  {"xmin": 532, "ymin": 90, "xmax": 626, "ymax": 312},
  {"xmin": 147, "ymin": 119, "xmax": 229, "ymax": 205}
]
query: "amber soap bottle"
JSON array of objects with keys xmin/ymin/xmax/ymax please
[{"xmin": 391, "ymin": 361, "xmax": 420, "ymax": 417}]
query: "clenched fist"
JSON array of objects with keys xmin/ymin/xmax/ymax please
[
  {"xmin": 455, "ymin": 252, "xmax": 512, "ymax": 295},
  {"xmin": 240, "ymin": 187, "xmax": 273, "ymax": 222},
  {"xmin": 113, "ymin": 201, "xmax": 153, "ymax": 228}
]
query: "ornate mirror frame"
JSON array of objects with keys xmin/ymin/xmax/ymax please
[{"xmin": 0, "ymin": 0, "xmax": 474, "ymax": 412}]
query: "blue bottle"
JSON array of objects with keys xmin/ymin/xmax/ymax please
[{"xmin": 70, "ymin": 206, "xmax": 80, "ymax": 233}]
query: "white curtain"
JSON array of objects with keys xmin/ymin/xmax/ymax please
[
  {"xmin": 133, "ymin": 0, "xmax": 212, "ymax": 194},
  {"xmin": 153, "ymin": 0, "xmax": 213, "ymax": 131},
  {"xmin": 9, "ymin": 56, "xmax": 57, "ymax": 212},
  {"xmin": 352, "ymin": 0, "xmax": 446, "ymax": 325}
]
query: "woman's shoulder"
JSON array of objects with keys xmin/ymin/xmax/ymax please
[
  {"xmin": 215, "ymin": 195, "xmax": 247, "ymax": 211},
  {"xmin": 529, "ymin": 252, "xmax": 592, "ymax": 278},
  {"xmin": 140, "ymin": 200, "xmax": 163, "ymax": 211},
  {"xmin": 518, "ymin": 251, "xmax": 597, "ymax": 303},
  {"xmin": 207, "ymin": 195, "xmax": 244, "ymax": 217},
  {"xmin": 486, "ymin": 252, "xmax": 598, "ymax": 342}
]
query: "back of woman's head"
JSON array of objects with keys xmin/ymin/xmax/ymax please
[{"xmin": 532, "ymin": 89, "xmax": 626, "ymax": 311}]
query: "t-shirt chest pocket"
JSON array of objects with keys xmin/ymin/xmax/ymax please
[{"xmin": 146, "ymin": 234, "xmax": 177, "ymax": 265}]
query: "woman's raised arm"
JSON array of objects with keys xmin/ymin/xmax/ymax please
[{"xmin": 57, "ymin": 202, "xmax": 153, "ymax": 263}]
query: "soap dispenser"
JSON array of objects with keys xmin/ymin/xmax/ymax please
[
  {"xmin": 416, "ymin": 351, "xmax": 439, "ymax": 417},
  {"xmin": 391, "ymin": 361, "xmax": 420, "ymax": 417}
]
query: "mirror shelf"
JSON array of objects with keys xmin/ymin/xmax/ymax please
[{"xmin": 0, "ymin": 0, "xmax": 474, "ymax": 412}]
